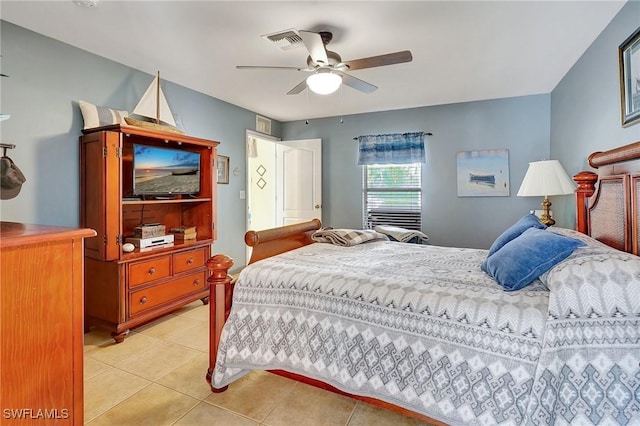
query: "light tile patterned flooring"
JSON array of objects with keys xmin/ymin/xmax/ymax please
[{"xmin": 84, "ymin": 301, "xmax": 436, "ymax": 425}]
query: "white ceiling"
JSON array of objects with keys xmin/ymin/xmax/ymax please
[{"xmin": 1, "ymin": 1, "xmax": 627, "ymax": 122}]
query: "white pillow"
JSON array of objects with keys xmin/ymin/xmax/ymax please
[{"xmin": 78, "ymin": 100, "xmax": 128, "ymax": 129}]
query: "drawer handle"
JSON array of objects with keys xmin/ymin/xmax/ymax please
[
  {"xmin": 148, "ymin": 267, "xmax": 156, "ymax": 275},
  {"xmin": 193, "ymin": 279, "xmax": 201, "ymax": 286},
  {"xmin": 187, "ymin": 258, "xmax": 194, "ymax": 265},
  {"xmin": 139, "ymin": 296, "xmax": 148, "ymax": 305}
]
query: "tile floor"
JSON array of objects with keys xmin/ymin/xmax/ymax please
[{"xmin": 84, "ymin": 301, "xmax": 437, "ymax": 425}]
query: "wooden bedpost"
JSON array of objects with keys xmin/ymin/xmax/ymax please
[
  {"xmin": 205, "ymin": 254, "xmax": 234, "ymax": 392},
  {"xmin": 573, "ymin": 171, "xmax": 597, "ymax": 235}
]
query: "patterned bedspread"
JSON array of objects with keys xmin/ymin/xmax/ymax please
[{"xmin": 212, "ymin": 234, "xmax": 640, "ymax": 425}]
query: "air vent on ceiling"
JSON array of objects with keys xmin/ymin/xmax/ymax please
[
  {"xmin": 73, "ymin": 0, "xmax": 99, "ymax": 7},
  {"xmin": 261, "ymin": 29, "xmax": 303, "ymax": 51}
]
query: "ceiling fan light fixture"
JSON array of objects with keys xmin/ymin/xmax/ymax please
[{"xmin": 306, "ymin": 71, "xmax": 342, "ymax": 95}]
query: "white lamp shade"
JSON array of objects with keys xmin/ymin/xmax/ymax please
[
  {"xmin": 517, "ymin": 160, "xmax": 575, "ymax": 197},
  {"xmin": 306, "ymin": 71, "xmax": 342, "ymax": 95}
]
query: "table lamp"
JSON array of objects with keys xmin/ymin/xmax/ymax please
[{"xmin": 517, "ymin": 159, "xmax": 575, "ymax": 226}]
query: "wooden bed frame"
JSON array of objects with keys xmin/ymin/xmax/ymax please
[
  {"xmin": 574, "ymin": 140, "xmax": 640, "ymax": 255},
  {"xmin": 205, "ymin": 141, "xmax": 640, "ymax": 424}
]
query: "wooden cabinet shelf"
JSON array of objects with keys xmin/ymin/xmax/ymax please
[
  {"xmin": 122, "ymin": 197, "xmax": 213, "ymax": 205},
  {"xmin": 80, "ymin": 125, "xmax": 220, "ymax": 342},
  {"xmin": 119, "ymin": 237, "xmax": 214, "ymax": 261}
]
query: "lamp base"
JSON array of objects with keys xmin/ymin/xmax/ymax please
[{"xmin": 540, "ymin": 197, "xmax": 555, "ymax": 226}]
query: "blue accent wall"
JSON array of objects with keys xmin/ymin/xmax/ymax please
[
  {"xmin": 0, "ymin": 20, "xmax": 280, "ymax": 269},
  {"xmin": 281, "ymin": 95, "xmax": 550, "ymax": 249},
  {"xmin": 550, "ymin": 1, "xmax": 640, "ymax": 226}
]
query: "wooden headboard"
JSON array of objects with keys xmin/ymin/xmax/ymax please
[{"xmin": 574, "ymin": 140, "xmax": 640, "ymax": 255}]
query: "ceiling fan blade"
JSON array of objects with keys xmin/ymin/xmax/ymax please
[
  {"xmin": 299, "ymin": 30, "xmax": 329, "ymax": 66},
  {"xmin": 343, "ymin": 50, "xmax": 413, "ymax": 71},
  {"xmin": 236, "ymin": 65, "xmax": 312, "ymax": 71},
  {"xmin": 287, "ymin": 79, "xmax": 308, "ymax": 95},
  {"xmin": 336, "ymin": 71, "xmax": 377, "ymax": 93}
]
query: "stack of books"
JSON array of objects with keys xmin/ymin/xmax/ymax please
[{"xmin": 170, "ymin": 225, "xmax": 197, "ymax": 241}]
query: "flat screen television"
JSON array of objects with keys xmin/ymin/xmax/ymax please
[{"xmin": 132, "ymin": 144, "xmax": 201, "ymax": 196}]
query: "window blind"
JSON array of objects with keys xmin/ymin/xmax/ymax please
[{"xmin": 363, "ymin": 163, "xmax": 422, "ymax": 230}]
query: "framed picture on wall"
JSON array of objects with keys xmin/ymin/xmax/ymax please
[
  {"xmin": 217, "ymin": 155, "xmax": 229, "ymax": 184},
  {"xmin": 619, "ymin": 27, "xmax": 640, "ymax": 127},
  {"xmin": 456, "ymin": 149, "xmax": 510, "ymax": 197}
]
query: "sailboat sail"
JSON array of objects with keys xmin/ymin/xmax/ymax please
[
  {"xmin": 124, "ymin": 72, "xmax": 185, "ymax": 135},
  {"xmin": 131, "ymin": 74, "xmax": 177, "ymax": 127}
]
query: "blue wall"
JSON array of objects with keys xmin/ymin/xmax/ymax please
[
  {"xmin": 550, "ymin": 1, "xmax": 640, "ymax": 226},
  {"xmin": 281, "ymin": 95, "xmax": 551, "ymax": 249},
  {"xmin": 0, "ymin": 21, "xmax": 280, "ymax": 270}
]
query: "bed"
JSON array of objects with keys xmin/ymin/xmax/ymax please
[{"xmin": 205, "ymin": 141, "xmax": 640, "ymax": 425}]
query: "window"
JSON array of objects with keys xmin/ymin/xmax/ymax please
[{"xmin": 363, "ymin": 163, "xmax": 422, "ymax": 230}]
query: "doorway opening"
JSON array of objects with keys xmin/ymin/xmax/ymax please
[
  {"xmin": 246, "ymin": 131, "xmax": 279, "ymax": 234},
  {"xmin": 245, "ymin": 130, "xmax": 323, "ymax": 264}
]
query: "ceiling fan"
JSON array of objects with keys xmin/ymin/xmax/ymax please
[{"xmin": 237, "ymin": 29, "xmax": 413, "ymax": 95}]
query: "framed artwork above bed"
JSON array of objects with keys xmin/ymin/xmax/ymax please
[
  {"xmin": 619, "ymin": 26, "xmax": 640, "ymax": 126},
  {"xmin": 456, "ymin": 149, "xmax": 510, "ymax": 197}
]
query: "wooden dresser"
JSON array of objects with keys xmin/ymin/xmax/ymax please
[
  {"xmin": 80, "ymin": 125, "xmax": 219, "ymax": 342},
  {"xmin": 0, "ymin": 222, "xmax": 95, "ymax": 425}
]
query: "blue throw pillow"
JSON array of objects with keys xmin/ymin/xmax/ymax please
[
  {"xmin": 488, "ymin": 214, "xmax": 547, "ymax": 256},
  {"xmin": 482, "ymin": 227, "xmax": 585, "ymax": 291}
]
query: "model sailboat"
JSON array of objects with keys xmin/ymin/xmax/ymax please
[{"xmin": 124, "ymin": 71, "xmax": 185, "ymax": 134}]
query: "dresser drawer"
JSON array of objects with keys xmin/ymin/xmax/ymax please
[
  {"xmin": 128, "ymin": 256, "xmax": 171, "ymax": 287},
  {"xmin": 173, "ymin": 247, "xmax": 207, "ymax": 275},
  {"xmin": 129, "ymin": 271, "xmax": 207, "ymax": 315}
]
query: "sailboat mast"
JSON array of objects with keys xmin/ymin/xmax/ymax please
[{"xmin": 155, "ymin": 71, "xmax": 160, "ymax": 124}]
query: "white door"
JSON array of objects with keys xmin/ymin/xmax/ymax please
[{"xmin": 276, "ymin": 138, "xmax": 322, "ymax": 226}]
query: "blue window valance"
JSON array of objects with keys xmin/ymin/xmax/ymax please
[{"xmin": 357, "ymin": 132, "xmax": 426, "ymax": 165}]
